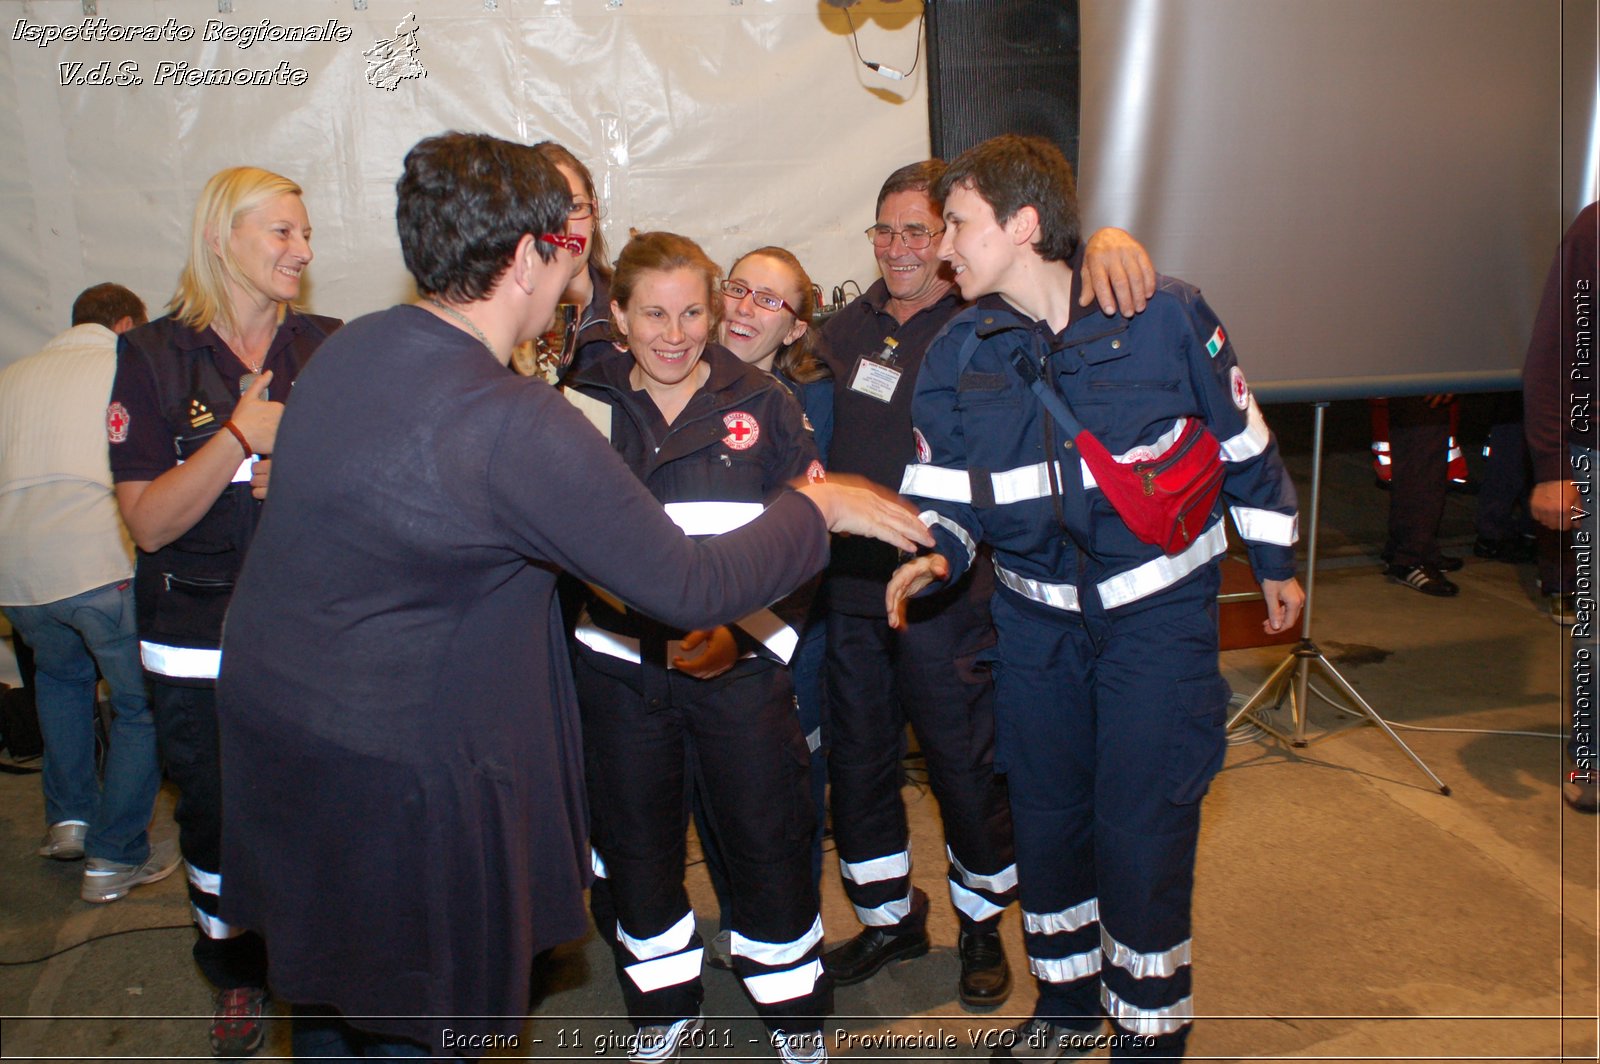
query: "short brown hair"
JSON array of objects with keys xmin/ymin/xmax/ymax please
[
  {"xmin": 934, "ymin": 134, "xmax": 1080, "ymax": 263},
  {"xmin": 71, "ymin": 283, "xmax": 146, "ymax": 329}
]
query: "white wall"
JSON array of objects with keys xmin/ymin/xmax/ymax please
[{"xmin": 1, "ymin": 0, "xmax": 929, "ymax": 362}]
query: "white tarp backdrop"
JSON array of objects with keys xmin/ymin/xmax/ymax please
[{"xmin": 1, "ymin": 0, "xmax": 930, "ymax": 364}]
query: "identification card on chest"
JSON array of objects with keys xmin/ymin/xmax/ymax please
[{"xmin": 848, "ymin": 337, "xmax": 903, "ymax": 404}]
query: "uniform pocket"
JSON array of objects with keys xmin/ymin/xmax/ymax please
[
  {"xmin": 151, "ymin": 573, "xmax": 234, "ymax": 646},
  {"xmin": 1166, "ymin": 673, "xmax": 1232, "ymax": 805}
]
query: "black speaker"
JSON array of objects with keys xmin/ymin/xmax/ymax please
[{"xmin": 926, "ymin": 0, "xmax": 1081, "ymax": 168}]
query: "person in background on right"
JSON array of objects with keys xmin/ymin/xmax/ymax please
[{"xmin": 1522, "ymin": 200, "xmax": 1597, "ymax": 812}]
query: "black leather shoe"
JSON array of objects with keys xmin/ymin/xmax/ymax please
[
  {"xmin": 823, "ymin": 926, "xmax": 929, "ymax": 985},
  {"xmin": 958, "ymin": 927, "xmax": 1012, "ymax": 1011}
]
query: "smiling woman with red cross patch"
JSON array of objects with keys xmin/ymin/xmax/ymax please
[{"xmin": 563, "ymin": 231, "xmax": 835, "ymax": 1064}]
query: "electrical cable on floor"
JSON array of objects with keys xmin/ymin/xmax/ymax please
[
  {"xmin": 0, "ymin": 922, "xmax": 193, "ymax": 967},
  {"xmin": 1232, "ymin": 684, "xmax": 1566, "ymax": 742}
]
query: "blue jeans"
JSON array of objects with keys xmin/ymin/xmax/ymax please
[{"xmin": 3, "ymin": 580, "xmax": 159, "ymax": 865}]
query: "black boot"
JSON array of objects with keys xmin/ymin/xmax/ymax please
[{"xmin": 958, "ymin": 925, "xmax": 1011, "ymax": 1010}]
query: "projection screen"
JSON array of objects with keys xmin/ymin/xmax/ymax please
[{"xmin": 1076, "ymin": 0, "xmax": 1587, "ymax": 402}]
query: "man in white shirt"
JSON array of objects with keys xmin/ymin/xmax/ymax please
[{"xmin": 0, "ymin": 283, "xmax": 177, "ymax": 902}]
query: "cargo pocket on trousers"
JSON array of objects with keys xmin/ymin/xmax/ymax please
[{"xmin": 1166, "ymin": 674, "xmax": 1232, "ymax": 805}]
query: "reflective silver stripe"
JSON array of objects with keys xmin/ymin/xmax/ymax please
[
  {"xmin": 951, "ymin": 880, "xmax": 1007, "ymax": 923},
  {"xmin": 804, "ymin": 726, "xmax": 822, "ymax": 754},
  {"xmin": 734, "ymin": 608, "xmax": 799, "ymax": 664},
  {"xmin": 624, "ymin": 948, "xmax": 704, "ymax": 993},
  {"xmin": 946, "ymin": 846, "xmax": 1018, "ymax": 894},
  {"xmin": 1228, "ymin": 506, "xmax": 1299, "ymax": 546},
  {"xmin": 574, "ymin": 622, "xmax": 642, "ymax": 664},
  {"xmin": 1029, "ymin": 948, "xmax": 1101, "ymax": 984},
  {"xmin": 1023, "ymin": 897, "xmax": 1099, "ymax": 935},
  {"xmin": 1101, "ymin": 985, "xmax": 1195, "ymax": 1037},
  {"xmin": 743, "ymin": 959, "xmax": 824, "ymax": 1004},
  {"xmin": 663, "ymin": 500, "xmax": 765, "ymax": 536},
  {"xmin": 854, "ymin": 891, "xmax": 914, "ymax": 927},
  {"xmin": 140, "ymin": 641, "xmax": 221, "ymax": 680},
  {"xmin": 591, "ymin": 848, "xmax": 608, "ymax": 879},
  {"xmin": 990, "ymin": 462, "xmax": 1061, "ymax": 504},
  {"xmin": 179, "ymin": 454, "xmax": 257, "ymax": 484},
  {"xmin": 839, "ymin": 851, "xmax": 909, "ymax": 885},
  {"xmin": 994, "ymin": 563, "xmax": 1081, "ymax": 612},
  {"xmin": 920, "ymin": 511, "xmax": 978, "ymax": 567},
  {"xmin": 904, "ymin": 461, "xmax": 1063, "ymax": 506},
  {"xmin": 1095, "ymin": 521, "xmax": 1228, "ymax": 610},
  {"xmin": 1219, "ymin": 399, "xmax": 1269, "ymax": 462},
  {"xmin": 1111, "ymin": 419, "xmax": 1187, "ymax": 463},
  {"xmin": 618, "ymin": 910, "xmax": 696, "ymax": 962},
  {"xmin": 900, "ymin": 463, "xmax": 971, "ymax": 502},
  {"xmin": 731, "ymin": 916, "xmax": 823, "ymax": 967},
  {"xmin": 1101, "ymin": 929, "xmax": 1192, "ymax": 980},
  {"xmin": 191, "ymin": 903, "xmax": 245, "ymax": 940},
  {"xmin": 185, "ymin": 861, "xmax": 222, "ymax": 897}
]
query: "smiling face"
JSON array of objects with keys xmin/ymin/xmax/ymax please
[
  {"xmin": 719, "ymin": 253, "xmax": 808, "ymax": 374},
  {"xmin": 937, "ymin": 181, "xmax": 1018, "ymax": 302},
  {"xmin": 875, "ymin": 188, "xmax": 949, "ymax": 311},
  {"xmin": 614, "ymin": 267, "xmax": 713, "ymax": 400},
  {"xmin": 225, "ymin": 192, "xmax": 312, "ymax": 308}
]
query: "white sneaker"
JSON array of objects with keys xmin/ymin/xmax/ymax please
[
  {"xmin": 39, "ymin": 821, "xmax": 88, "ymax": 860},
  {"xmin": 629, "ymin": 1016, "xmax": 703, "ymax": 1064},
  {"xmin": 774, "ymin": 1030, "xmax": 827, "ymax": 1064},
  {"xmin": 80, "ymin": 838, "xmax": 180, "ymax": 903}
]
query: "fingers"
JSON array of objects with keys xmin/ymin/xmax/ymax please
[
  {"xmin": 249, "ymin": 458, "xmax": 270, "ymax": 501},
  {"xmin": 241, "ymin": 369, "xmax": 274, "ymax": 402}
]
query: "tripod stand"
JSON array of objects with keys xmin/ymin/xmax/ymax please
[{"xmin": 1226, "ymin": 402, "xmax": 1450, "ymax": 795}]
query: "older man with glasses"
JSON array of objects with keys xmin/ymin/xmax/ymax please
[{"xmin": 815, "ymin": 158, "xmax": 1155, "ymax": 1011}]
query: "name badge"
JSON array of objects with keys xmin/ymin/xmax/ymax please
[{"xmin": 849, "ymin": 358, "xmax": 902, "ymax": 404}]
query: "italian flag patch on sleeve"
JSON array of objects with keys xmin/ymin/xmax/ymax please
[{"xmin": 1205, "ymin": 326, "xmax": 1227, "ymax": 359}]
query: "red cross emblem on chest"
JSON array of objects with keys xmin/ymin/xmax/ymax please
[{"xmin": 722, "ymin": 411, "xmax": 760, "ymax": 451}]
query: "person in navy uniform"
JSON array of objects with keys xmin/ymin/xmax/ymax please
[
  {"xmin": 567, "ymin": 232, "xmax": 833, "ymax": 1064},
  {"xmin": 889, "ymin": 135, "xmax": 1303, "ymax": 1060},
  {"xmin": 109, "ymin": 166, "xmax": 339, "ymax": 1061},
  {"xmin": 817, "ymin": 158, "xmax": 1156, "ymax": 1011}
]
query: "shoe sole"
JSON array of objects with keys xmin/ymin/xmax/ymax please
[
  {"xmin": 80, "ymin": 858, "xmax": 180, "ymax": 904},
  {"xmin": 829, "ymin": 938, "xmax": 930, "ymax": 986},
  {"xmin": 959, "ymin": 983, "xmax": 1014, "ymax": 1013},
  {"xmin": 40, "ymin": 847, "xmax": 85, "ymax": 861}
]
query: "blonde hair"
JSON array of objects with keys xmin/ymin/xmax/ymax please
[{"xmin": 168, "ymin": 166, "xmax": 304, "ymax": 333}]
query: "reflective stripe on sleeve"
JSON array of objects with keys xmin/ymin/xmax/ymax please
[
  {"xmin": 1101, "ymin": 929, "xmax": 1192, "ymax": 980},
  {"xmin": 994, "ymin": 563, "xmax": 1081, "ymax": 612},
  {"xmin": 1101, "ymin": 985, "xmax": 1195, "ymax": 1037},
  {"xmin": 574, "ymin": 622, "xmax": 642, "ymax": 664},
  {"xmin": 839, "ymin": 851, "xmax": 910, "ymax": 885},
  {"xmin": 920, "ymin": 511, "xmax": 978, "ymax": 567},
  {"xmin": 990, "ymin": 462, "xmax": 1061, "ymax": 504},
  {"xmin": 947, "ymin": 846, "xmax": 1018, "ymax": 894},
  {"xmin": 1229, "ymin": 506, "xmax": 1299, "ymax": 546},
  {"xmin": 731, "ymin": 916, "xmax": 823, "ymax": 968},
  {"xmin": 1023, "ymin": 898, "xmax": 1099, "ymax": 936},
  {"xmin": 743, "ymin": 959, "xmax": 824, "ymax": 1005},
  {"xmin": 900, "ymin": 463, "xmax": 971, "ymax": 502},
  {"xmin": 590, "ymin": 848, "xmax": 608, "ymax": 879},
  {"xmin": 1095, "ymin": 521, "xmax": 1228, "ymax": 610},
  {"xmin": 662, "ymin": 500, "xmax": 765, "ymax": 536},
  {"xmin": 1112, "ymin": 420, "xmax": 1187, "ymax": 463},
  {"xmin": 140, "ymin": 641, "xmax": 221, "ymax": 680},
  {"xmin": 1030, "ymin": 948, "xmax": 1102, "ymax": 984},
  {"xmin": 618, "ymin": 910, "xmax": 696, "ymax": 963},
  {"xmin": 1219, "ymin": 399, "xmax": 1269, "ymax": 462}
]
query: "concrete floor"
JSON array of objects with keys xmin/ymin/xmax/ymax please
[{"xmin": 1, "ymin": 399, "xmax": 1595, "ymax": 1062}]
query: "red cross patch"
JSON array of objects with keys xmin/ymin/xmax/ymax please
[
  {"xmin": 914, "ymin": 428, "xmax": 932, "ymax": 464},
  {"xmin": 1229, "ymin": 367, "xmax": 1250, "ymax": 411},
  {"xmin": 106, "ymin": 401, "xmax": 131, "ymax": 444},
  {"xmin": 722, "ymin": 411, "xmax": 759, "ymax": 450},
  {"xmin": 806, "ymin": 459, "xmax": 826, "ymax": 484}
]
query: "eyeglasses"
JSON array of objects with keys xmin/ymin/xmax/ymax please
[
  {"xmin": 719, "ymin": 279, "xmax": 798, "ymax": 316},
  {"xmin": 568, "ymin": 199, "xmax": 598, "ymax": 221},
  {"xmin": 865, "ymin": 224, "xmax": 945, "ymax": 250},
  {"xmin": 539, "ymin": 233, "xmax": 588, "ymax": 255}
]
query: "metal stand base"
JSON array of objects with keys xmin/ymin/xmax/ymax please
[
  {"xmin": 1225, "ymin": 401, "xmax": 1449, "ymax": 796},
  {"xmin": 1227, "ymin": 638, "xmax": 1450, "ymax": 794}
]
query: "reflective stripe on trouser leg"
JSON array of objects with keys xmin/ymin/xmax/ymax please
[
  {"xmin": 186, "ymin": 861, "xmax": 243, "ymax": 939},
  {"xmin": 730, "ymin": 915, "xmax": 828, "ymax": 1029},
  {"xmin": 946, "ymin": 845, "xmax": 1017, "ymax": 924}
]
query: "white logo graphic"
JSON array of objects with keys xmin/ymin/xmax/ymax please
[{"xmin": 364, "ymin": 13, "xmax": 425, "ymax": 91}]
